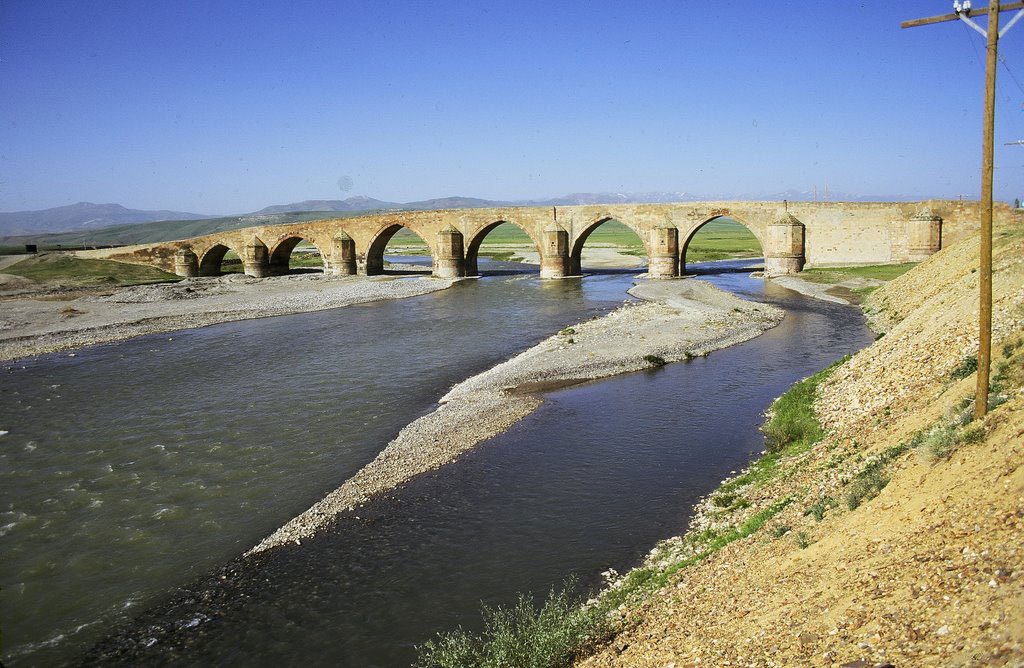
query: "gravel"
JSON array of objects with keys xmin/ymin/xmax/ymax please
[{"xmin": 0, "ymin": 274, "xmax": 457, "ymax": 361}]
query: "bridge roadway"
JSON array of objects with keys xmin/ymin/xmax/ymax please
[{"xmin": 104, "ymin": 200, "xmax": 1017, "ymax": 279}]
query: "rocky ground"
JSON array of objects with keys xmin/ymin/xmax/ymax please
[
  {"xmin": 0, "ymin": 271, "xmax": 453, "ymax": 361},
  {"xmin": 576, "ymin": 225, "xmax": 1024, "ymax": 667},
  {"xmin": 247, "ymin": 279, "xmax": 784, "ymax": 554}
]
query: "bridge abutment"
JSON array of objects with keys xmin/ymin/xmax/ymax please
[
  {"xmin": 173, "ymin": 248, "xmax": 199, "ymax": 277},
  {"xmin": 764, "ymin": 214, "xmax": 805, "ymax": 276},
  {"xmin": 434, "ymin": 225, "xmax": 465, "ymax": 278},
  {"xmin": 540, "ymin": 225, "xmax": 571, "ymax": 278},
  {"xmin": 648, "ymin": 226, "xmax": 679, "ymax": 279}
]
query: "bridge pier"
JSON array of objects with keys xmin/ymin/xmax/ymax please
[
  {"xmin": 242, "ymin": 240, "xmax": 271, "ymax": 278},
  {"xmin": 434, "ymin": 225, "xmax": 465, "ymax": 278},
  {"xmin": 764, "ymin": 213, "xmax": 805, "ymax": 276},
  {"xmin": 540, "ymin": 224, "xmax": 570, "ymax": 279},
  {"xmin": 648, "ymin": 226, "xmax": 679, "ymax": 279},
  {"xmin": 173, "ymin": 248, "xmax": 198, "ymax": 277},
  {"xmin": 329, "ymin": 232, "xmax": 358, "ymax": 276}
]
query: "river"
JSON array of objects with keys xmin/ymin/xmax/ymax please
[{"xmin": 0, "ymin": 258, "xmax": 872, "ymax": 666}]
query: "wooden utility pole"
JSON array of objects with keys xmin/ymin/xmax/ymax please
[{"xmin": 902, "ymin": 1, "xmax": 1024, "ymax": 418}]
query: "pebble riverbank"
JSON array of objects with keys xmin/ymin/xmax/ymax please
[
  {"xmin": 0, "ymin": 272, "xmax": 455, "ymax": 362},
  {"xmin": 247, "ymin": 278, "xmax": 784, "ymax": 554}
]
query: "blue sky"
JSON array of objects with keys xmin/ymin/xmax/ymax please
[{"xmin": 1, "ymin": 1, "xmax": 1022, "ymax": 213}]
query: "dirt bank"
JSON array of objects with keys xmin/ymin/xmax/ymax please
[
  {"xmin": 576, "ymin": 225, "xmax": 1024, "ymax": 666},
  {"xmin": 247, "ymin": 278, "xmax": 784, "ymax": 554},
  {"xmin": 0, "ymin": 272, "xmax": 454, "ymax": 362}
]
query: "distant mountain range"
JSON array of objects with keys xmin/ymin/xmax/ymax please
[
  {"xmin": 0, "ymin": 202, "xmax": 210, "ymax": 236},
  {"xmin": 1, "ymin": 190, "xmax": 933, "ymax": 238}
]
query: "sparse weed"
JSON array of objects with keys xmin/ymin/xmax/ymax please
[{"xmin": 795, "ymin": 531, "xmax": 812, "ymax": 549}]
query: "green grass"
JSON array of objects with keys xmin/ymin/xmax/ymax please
[
  {"xmin": 798, "ymin": 263, "xmax": 918, "ymax": 284},
  {"xmin": 683, "ymin": 219, "xmax": 762, "ymax": 262},
  {"xmin": 3, "ymin": 254, "xmax": 180, "ymax": 286},
  {"xmin": 761, "ymin": 355, "xmax": 849, "ymax": 454}
]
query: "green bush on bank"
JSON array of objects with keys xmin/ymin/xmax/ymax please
[
  {"xmin": 415, "ymin": 580, "xmax": 613, "ymax": 668},
  {"xmin": 761, "ymin": 355, "xmax": 849, "ymax": 455}
]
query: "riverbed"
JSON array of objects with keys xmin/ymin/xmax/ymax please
[{"xmin": 0, "ymin": 258, "xmax": 873, "ymax": 665}]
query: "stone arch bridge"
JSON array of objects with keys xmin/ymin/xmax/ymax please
[{"xmin": 106, "ymin": 200, "xmax": 1017, "ymax": 280}]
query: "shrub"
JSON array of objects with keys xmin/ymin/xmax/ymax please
[
  {"xmin": 415, "ymin": 580, "xmax": 613, "ymax": 668},
  {"xmin": 558, "ymin": 327, "xmax": 576, "ymax": 336},
  {"xmin": 804, "ymin": 496, "xmax": 837, "ymax": 521},
  {"xmin": 845, "ymin": 467, "xmax": 889, "ymax": 510},
  {"xmin": 950, "ymin": 355, "xmax": 978, "ymax": 380},
  {"xmin": 762, "ymin": 356, "xmax": 849, "ymax": 454},
  {"xmin": 643, "ymin": 354, "xmax": 666, "ymax": 367}
]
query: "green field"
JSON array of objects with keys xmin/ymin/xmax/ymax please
[
  {"xmin": 797, "ymin": 263, "xmax": 918, "ymax": 283},
  {"xmin": 3, "ymin": 254, "xmax": 181, "ymax": 286},
  {"xmin": 385, "ymin": 218, "xmax": 762, "ymax": 263}
]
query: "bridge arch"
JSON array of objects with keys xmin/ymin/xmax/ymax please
[
  {"xmin": 465, "ymin": 220, "xmax": 541, "ymax": 276},
  {"xmin": 365, "ymin": 223, "xmax": 433, "ymax": 275},
  {"xmin": 198, "ymin": 242, "xmax": 244, "ymax": 276},
  {"xmin": 679, "ymin": 215, "xmax": 765, "ymax": 274},
  {"xmin": 569, "ymin": 215, "xmax": 650, "ymax": 275},
  {"xmin": 268, "ymin": 234, "xmax": 328, "ymax": 274}
]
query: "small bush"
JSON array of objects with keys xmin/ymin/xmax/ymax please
[
  {"xmin": 558, "ymin": 327, "xmax": 576, "ymax": 336},
  {"xmin": 683, "ymin": 351, "xmax": 695, "ymax": 360},
  {"xmin": 762, "ymin": 357, "xmax": 849, "ymax": 454},
  {"xmin": 415, "ymin": 580, "xmax": 612, "ymax": 668},
  {"xmin": 795, "ymin": 531, "xmax": 812, "ymax": 549},
  {"xmin": 804, "ymin": 496, "xmax": 837, "ymax": 521},
  {"xmin": 845, "ymin": 468, "xmax": 889, "ymax": 510},
  {"xmin": 950, "ymin": 355, "xmax": 978, "ymax": 380},
  {"xmin": 643, "ymin": 354, "xmax": 666, "ymax": 367},
  {"xmin": 771, "ymin": 524, "xmax": 791, "ymax": 539}
]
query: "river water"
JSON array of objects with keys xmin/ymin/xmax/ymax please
[{"xmin": 0, "ymin": 258, "xmax": 872, "ymax": 666}]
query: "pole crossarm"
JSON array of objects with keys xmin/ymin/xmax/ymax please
[{"xmin": 901, "ymin": 1, "xmax": 1024, "ymax": 28}]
